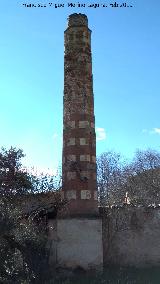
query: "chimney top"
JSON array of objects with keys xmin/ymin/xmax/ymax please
[{"xmin": 67, "ymin": 13, "xmax": 88, "ymax": 28}]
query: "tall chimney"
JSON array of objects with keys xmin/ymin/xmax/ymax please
[{"xmin": 62, "ymin": 13, "xmax": 98, "ymax": 216}]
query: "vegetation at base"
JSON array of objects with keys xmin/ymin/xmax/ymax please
[
  {"xmin": 0, "ymin": 146, "xmax": 63, "ymax": 283},
  {"xmin": 49, "ymin": 266, "xmax": 160, "ymax": 284}
]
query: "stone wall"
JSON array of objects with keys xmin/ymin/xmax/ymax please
[
  {"xmin": 102, "ymin": 206, "xmax": 160, "ymax": 267},
  {"xmin": 48, "ymin": 217, "xmax": 103, "ymax": 270}
]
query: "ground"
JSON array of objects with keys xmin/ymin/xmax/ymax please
[{"xmin": 48, "ymin": 266, "xmax": 160, "ymax": 284}]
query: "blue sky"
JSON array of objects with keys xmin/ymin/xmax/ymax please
[{"xmin": 0, "ymin": 0, "xmax": 160, "ymax": 173}]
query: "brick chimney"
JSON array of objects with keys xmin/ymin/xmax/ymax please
[{"xmin": 62, "ymin": 13, "xmax": 98, "ymax": 216}]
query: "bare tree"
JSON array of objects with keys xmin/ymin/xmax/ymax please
[
  {"xmin": 97, "ymin": 148, "xmax": 160, "ymax": 206},
  {"xmin": 97, "ymin": 151, "xmax": 126, "ymax": 206},
  {"xmin": 124, "ymin": 149, "xmax": 160, "ymax": 206}
]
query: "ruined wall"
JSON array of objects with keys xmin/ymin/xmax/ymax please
[
  {"xmin": 48, "ymin": 206, "xmax": 160, "ymax": 269},
  {"xmin": 102, "ymin": 206, "xmax": 160, "ymax": 267}
]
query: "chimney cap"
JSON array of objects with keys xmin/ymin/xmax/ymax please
[{"xmin": 67, "ymin": 13, "xmax": 88, "ymax": 28}]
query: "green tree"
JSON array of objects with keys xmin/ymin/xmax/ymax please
[
  {"xmin": 0, "ymin": 146, "xmax": 32, "ymax": 196},
  {"xmin": 0, "ymin": 147, "xmax": 63, "ymax": 283}
]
